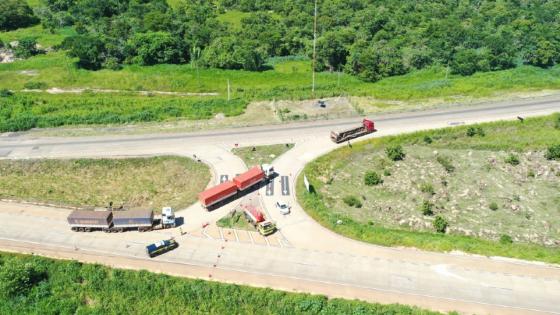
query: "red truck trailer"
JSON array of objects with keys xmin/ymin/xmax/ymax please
[
  {"xmin": 330, "ymin": 118, "xmax": 376, "ymax": 143},
  {"xmin": 198, "ymin": 181, "xmax": 238, "ymax": 208},
  {"xmin": 233, "ymin": 166, "xmax": 265, "ymax": 191},
  {"xmin": 243, "ymin": 204, "xmax": 265, "ymax": 223}
]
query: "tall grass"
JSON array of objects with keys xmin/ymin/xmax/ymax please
[
  {"xmin": 298, "ymin": 114, "xmax": 560, "ymax": 264},
  {"xmin": 0, "ymin": 252, "xmax": 446, "ymax": 315}
]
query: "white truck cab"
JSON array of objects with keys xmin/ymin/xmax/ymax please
[
  {"xmin": 161, "ymin": 207, "xmax": 176, "ymax": 228},
  {"xmin": 261, "ymin": 164, "xmax": 275, "ymax": 178}
]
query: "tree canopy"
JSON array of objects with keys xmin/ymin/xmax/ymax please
[
  {"xmin": 0, "ymin": 0, "xmax": 39, "ymax": 31},
  {"xmin": 30, "ymin": 0, "xmax": 560, "ymax": 80}
]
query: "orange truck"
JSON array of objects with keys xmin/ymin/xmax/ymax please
[
  {"xmin": 198, "ymin": 165, "xmax": 274, "ymax": 208},
  {"xmin": 330, "ymin": 118, "xmax": 376, "ymax": 143}
]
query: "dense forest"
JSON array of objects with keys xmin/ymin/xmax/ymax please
[{"xmin": 2, "ymin": 0, "xmax": 560, "ymax": 82}]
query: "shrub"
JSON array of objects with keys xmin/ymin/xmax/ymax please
[
  {"xmin": 527, "ymin": 170, "xmax": 536, "ymax": 178},
  {"xmin": 423, "ymin": 135, "xmax": 433, "ymax": 144},
  {"xmin": 0, "ymin": 89, "xmax": 13, "ymax": 97},
  {"xmin": 420, "ymin": 200, "xmax": 433, "ymax": 216},
  {"xmin": 383, "ymin": 169, "xmax": 391, "ymax": 176},
  {"xmin": 364, "ymin": 171, "xmax": 383, "ymax": 186},
  {"xmin": 23, "ymin": 81, "xmax": 48, "ymax": 90},
  {"xmin": 555, "ymin": 115, "xmax": 560, "ymax": 130},
  {"xmin": 420, "ymin": 182, "xmax": 435, "ymax": 195},
  {"xmin": 545, "ymin": 144, "xmax": 560, "ymax": 160},
  {"xmin": 500, "ymin": 234, "xmax": 513, "ymax": 245},
  {"xmin": 0, "ymin": 258, "xmax": 45, "ymax": 298},
  {"xmin": 342, "ymin": 195, "xmax": 362, "ymax": 208},
  {"xmin": 505, "ymin": 154, "xmax": 520, "ymax": 166},
  {"xmin": 436, "ymin": 155, "xmax": 455, "ymax": 173},
  {"xmin": 489, "ymin": 202, "xmax": 498, "ymax": 211},
  {"xmin": 466, "ymin": 126, "xmax": 485, "ymax": 137},
  {"xmin": 433, "ymin": 215, "xmax": 448, "ymax": 233},
  {"xmin": 14, "ymin": 37, "xmax": 40, "ymax": 59},
  {"xmin": 385, "ymin": 145, "xmax": 405, "ymax": 161}
]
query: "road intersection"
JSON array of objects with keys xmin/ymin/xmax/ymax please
[{"xmin": 0, "ymin": 96, "xmax": 559, "ymax": 314}]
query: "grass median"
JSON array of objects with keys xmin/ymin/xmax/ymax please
[
  {"xmin": 0, "ymin": 156, "xmax": 210, "ymax": 210},
  {"xmin": 298, "ymin": 114, "xmax": 560, "ymax": 264},
  {"xmin": 232, "ymin": 143, "xmax": 295, "ymax": 167}
]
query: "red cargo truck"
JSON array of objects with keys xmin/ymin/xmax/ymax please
[
  {"xmin": 233, "ymin": 166, "xmax": 265, "ymax": 191},
  {"xmin": 330, "ymin": 118, "xmax": 376, "ymax": 143},
  {"xmin": 198, "ymin": 181, "xmax": 238, "ymax": 208}
]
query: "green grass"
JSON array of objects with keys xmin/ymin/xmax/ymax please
[
  {"xmin": 0, "ymin": 252, "xmax": 446, "ymax": 315},
  {"xmin": 0, "ymin": 157, "xmax": 210, "ymax": 210},
  {"xmin": 217, "ymin": 10, "xmax": 252, "ymax": 30},
  {"xmin": 298, "ymin": 114, "xmax": 560, "ymax": 264},
  {"xmin": 216, "ymin": 210, "xmax": 256, "ymax": 231},
  {"xmin": 0, "ymin": 93, "xmax": 247, "ymax": 132},
  {"xmin": 0, "ymin": 26, "xmax": 76, "ymax": 47},
  {"xmin": 232, "ymin": 143, "xmax": 294, "ymax": 167}
]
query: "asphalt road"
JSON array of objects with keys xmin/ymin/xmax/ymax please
[{"xmin": 0, "ymin": 96, "xmax": 559, "ymax": 314}]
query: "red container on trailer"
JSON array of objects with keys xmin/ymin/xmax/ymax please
[
  {"xmin": 233, "ymin": 166, "xmax": 265, "ymax": 191},
  {"xmin": 198, "ymin": 181, "xmax": 238, "ymax": 207}
]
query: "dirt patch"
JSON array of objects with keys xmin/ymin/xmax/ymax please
[
  {"xmin": 0, "ymin": 48, "xmax": 15, "ymax": 64},
  {"xmin": 273, "ymin": 97, "xmax": 358, "ymax": 121}
]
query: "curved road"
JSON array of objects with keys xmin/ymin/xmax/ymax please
[{"xmin": 0, "ymin": 96, "xmax": 559, "ymax": 314}]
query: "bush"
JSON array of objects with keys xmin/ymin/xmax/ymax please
[
  {"xmin": 420, "ymin": 200, "xmax": 433, "ymax": 216},
  {"xmin": 436, "ymin": 155, "xmax": 455, "ymax": 173},
  {"xmin": 433, "ymin": 215, "xmax": 448, "ymax": 233},
  {"xmin": 420, "ymin": 182, "xmax": 435, "ymax": 195},
  {"xmin": 555, "ymin": 115, "xmax": 560, "ymax": 130},
  {"xmin": 545, "ymin": 144, "xmax": 560, "ymax": 160},
  {"xmin": 0, "ymin": 0, "xmax": 39, "ymax": 31},
  {"xmin": 0, "ymin": 258, "xmax": 45, "ymax": 298},
  {"xmin": 385, "ymin": 145, "xmax": 405, "ymax": 161},
  {"xmin": 342, "ymin": 195, "xmax": 362, "ymax": 208},
  {"xmin": 500, "ymin": 234, "xmax": 513, "ymax": 245},
  {"xmin": 364, "ymin": 171, "xmax": 383, "ymax": 186},
  {"xmin": 489, "ymin": 202, "xmax": 498, "ymax": 211},
  {"xmin": 383, "ymin": 169, "xmax": 391, "ymax": 176},
  {"xmin": 13, "ymin": 37, "xmax": 40, "ymax": 59},
  {"xmin": 0, "ymin": 89, "xmax": 13, "ymax": 97},
  {"xmin": 23, "ymin": 81, "xmax": 48, "ymax": 90},
  {"xmin": 423, "ymin": 135, "xmax": 433, "ymax": 144},
  {"xmin": 505, "ymin": 154, "xmax": 520, "ymax": 166},
  {"xmin": 466, "ymin": 126, "xmax": 485, "ymax": 137}
]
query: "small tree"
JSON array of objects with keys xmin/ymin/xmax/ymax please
[
  {"xmin": 545, "ymin": 144, "xmax": 560, "ymax": 160},
  {"xmin": 433, "ymin": 215, "xmax": 448, "ymax": 233},
  {"xmin": 436, "ymin": 155, "xmax": 455, "ymax": 173},
  {"xmin": 14, "ymin": 37, "xmax": 40, "ymax": 59},
  {"xmin": 420, "ymin": 182, "xmax": 435, "ymax": 195},
  {"xmin": 364, "ymin": 171, "xmax": 382, "ymax": 186},
  {"xmin": 420, "ymin": 200, "xmax": 433, "ymax": 216},
  {"xmin": 505, "ymin": 154, "xmax": 520, "ymax": 166},
  {"xmin": 0, "ymin": 89, "xmax": 12, "ymax": 97},
  {"xmin": 423, "ymin": 135, "xmax": 433, "ymax": 144},
  {"xmin": 489, "ymin": 202, "xmax": 498, "ymax": 211},
  {"xmin": 466, "ymin": 127, "xmax": 477, "ymax": 137},
  {"xmin": 343, "ymin": 195, "xmax": 362, "ymax": 208},
  {"xmin": 0, "ymin": 259, "xmax": 44, "ymax": 298},
  {"xmin": 386, "ymin": 145, "xmax": 405, "ymax": 161}
]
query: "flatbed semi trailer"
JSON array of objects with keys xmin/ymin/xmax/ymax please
[{"xmin": 331, "ymin": 118, "xmax": 376, "ymax": 143}]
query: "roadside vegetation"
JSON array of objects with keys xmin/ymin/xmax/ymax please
[
  {"xmin": 0, "ymin": 252, "xmax": 446, "ymax": 315},
  {"xmin": 1, "ymin": 1, "xmax": 560, "ymax": 132},
  {"xmin": 0, "ymin": 156, "xmax": 210, "ymax": 210},
  {"xmin": 298, "ymin": 114, "xmax": 560, "ymax": 264},
  {"xmin": 232, "ymin": 143, "xmax": 294, "ymax": 167}
]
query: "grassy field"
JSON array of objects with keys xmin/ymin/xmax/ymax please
[
  {"xmin": 0, "ymin": 252, "xmax": 446, "ymax": 315},
  {"xmin": 2, "ymin": 23, "xmax": 560, "ymax": 132},
  {"xmin": 232, "ymin": 143, "xmax": 294, "ymax": 166},
  {"xmin": 216, "ymin": 210, "xmax": 256, "ymax": 231},
  {"xmin": 0, "ymin": 157, "xmax": 210, "ymax": 210},
  {"xmin": 298, "ymin": 114, "xmax": 560, "ymax": 263}
]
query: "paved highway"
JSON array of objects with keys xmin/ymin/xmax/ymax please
[{"xmin": 0, "ymin": 96, "xmax": 559, "ymax": 314}]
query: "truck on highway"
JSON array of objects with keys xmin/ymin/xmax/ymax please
[
  {"xmin": 330, "ymin": 118, "xmax": 376, "ymax": 143},
  {"xmin": 198, "ymin": 164, "xmax": 274, "ymax": 208},
  {"xmin": 243, "ymin": 205, "xmax": 276, "ymax": 236},
  {"xmin": 67, "ymin": 207, "xmax": 176, "ymax": 232}
]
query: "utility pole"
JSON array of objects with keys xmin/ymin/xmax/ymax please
[{"xmin": 312, "ymin": 0, "xmax": 318, "ymax": 98}]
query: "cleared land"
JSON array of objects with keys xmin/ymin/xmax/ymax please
[
  {"xmin": 232, "ymin": 143, "xmax": 294, "ymax": 167},
  {"xmin": 0, "ymin": 252, "xmax": 445, "ymax": 315},
  {"xmin": 298, "ymin": 114, "xmax": 560, "ymax": 263},
  {"xmin": 0, "ymin": 156, "xmax": 210, "ymax": 210},
  {"xmin": 216, "ymin": 210, "xmax": 256, "ymax": 231}
]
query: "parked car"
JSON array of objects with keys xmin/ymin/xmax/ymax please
[
  {"xmin": 276, "ymin": 201, "xmax": 291, "ymax": 215},
  {"xmin": 146, "ymin": 238, "xmax": 178, "ymax": 258}
]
